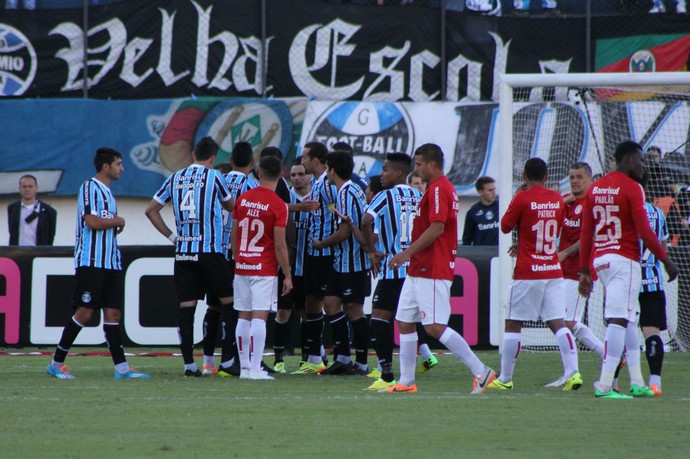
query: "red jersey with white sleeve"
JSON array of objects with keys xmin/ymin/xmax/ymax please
[
  {"xmin": 407, "ymin": 175, "xmax": 458, "ymax": 281},
  {"xmin": 232, "ymin": 186, "xmax": 288, "ymax": 276},
  {"xmin": 580, "ymin": 171, "xmax": 667, "ymax": 270},
  {"xmin": 560, "ymin": 194, "xmax": 586, "ymax": 280},
  {"xmin": 501, "ymin": 185, "xmax": 564, "ymax": 280}
]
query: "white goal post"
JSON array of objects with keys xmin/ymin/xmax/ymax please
[{"xmin": 497, "ymin": 72, "xmax": 690, "ymax": 351}]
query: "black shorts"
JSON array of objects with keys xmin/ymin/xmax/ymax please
[
  {"xmin": 325, "ymin": 270, "xmax": 371, "ymax": 305},
  {"xmin": 303, "ymin": 255, "xmax": 334, "ymax": 297},
  {"xmin": 72, "ymin": 266, "xmax": 123, "ymax": 310},
  {"xmin": 277, "ymin": 275, "xmax": 306, "ymax": 311},
  {"xmin": 372, "ymin": 278, "xmax": 406, "ymax": 312},
  {"xmin": 206, "ymin": 258, "xmax": 235, "ymax": 307},
  {"xmin": 639, "ymin": 291, "xmax": 667, "ymax": 330},
  {"xmin": 175, "ymin": 253, "xmax": 233, "ymax": 304}
]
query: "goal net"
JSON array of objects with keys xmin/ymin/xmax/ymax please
[{"xmin": 497, "ymin": 72, "xmax": 690, "ymax": 352}]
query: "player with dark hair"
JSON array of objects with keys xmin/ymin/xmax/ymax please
[
  {"xmin": 47, "ymin": 148, "xmax": 150, "ymax": 380},
  {"xmin": 462, "ymin": 176, "xmax": 498, "ymax": 246},
  {"xmin": 145, "ymin": 137, "xmax": 235, "ymax": 377},
  {"xmin": 386, "ymin": 144, "xmax": 495, "ymax": 394},
  {"xmin": 232, "ymin": 156, "xmax": 292, "ymax": 380},
  {"xmin": 579, "ymin": 140, "xmax": 678, "ymax": 398},
  {"xmin": 489, "ymin": 158, "xmax": 581, "ymax": 391},
  {"xmin": 312, "ymin": 151, "xmax": 372, "ymax": 375},
  {"xmin": 8, "ymin": 174, "xmax": 57, "ymax": 246}
]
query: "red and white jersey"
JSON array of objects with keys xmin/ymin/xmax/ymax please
[
  {"xmin": 408, "ymin": 175, "xmax": 458, "ymax": 281},
  {"xmin": 560, "ymin": 194, "xmax": 586, "ymax": 280},
  {"xmin": 501, "ymin": 185, "xmax": 564, "ymax": 280},
  {"xmin": 232, "ymin": 186, "xmax": 288, "ymax": 276},
  {"xmin": 580, "ymin": 171, "xmax": 667, "ymax": 269}
]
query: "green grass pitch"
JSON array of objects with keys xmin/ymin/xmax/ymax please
[{"xmin": 2, "ymin": 349, "xmax": 689, "ymax": 458}]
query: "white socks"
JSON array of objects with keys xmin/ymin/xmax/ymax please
[
  {"xmin": 555, "ymin": 327, "xmax": 579, "ymax": 377},
  {"xmin": 625, "ymin": 321, "xmax": 645, "ymax": 387},
  {"xmin": 499, "ymin": 332, "xmax": 521, "ymax": 383},
  {"xmin": 399, "ymin": 332, "xmax": 418, "ymax": 386},
  {"xmin": 599, "ymin": 323, "xmax": 626, "ymax": 387},
  {"xmin": 572, "ymin": 322, "xmax": 605, "ymax": 359},
  {"xmin": 439, "ymin": 327, "xmax": 484, "ymax": 376},
  {"xmin": 249, "ymin": 319, "xmax": 267, "ymax": 373},
  {"xmin": 236, "ymin": 319, "xmax": 251, "ymax": 370}
]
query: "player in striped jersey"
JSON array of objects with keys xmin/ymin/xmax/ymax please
[
  {"xmin": 293, "ymin": 141, "xmax": 334, "ymax": 374},
  {"xmin": 312, "ymin": 151, "xmax": 372, "ymax": 375},
  {"xmin": 360, "ymin": 154, "xmax": 422, "ymax": 390},
  {"xmin": 47, "ymin": 148, "xmax": 150, "ymax": 380},
  {"xmin": 634, "ymin": 171, "xmax": 668, "ymax": 396},
  {"xmin": 145, "ymin": 137, "xmax": 235, "ymax": 377},
  {"xmin": 273, "ymin": 158, "xmax": 312, "ymax": 372},
  {"xmin": 201, "ymin": 142, "xmax": 258, "ymax": 377}
]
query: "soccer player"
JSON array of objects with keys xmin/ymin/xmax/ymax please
[
  {"xmin": 579, "ymin": 140, "xmax": 678, "ymax": 399},
  {"xmin": 408, "ymin": 170, "xmax": 426, "ymax": 193},
  {"xmin": 546, "ymin": 162, "xmax": 605, "ymax": 388},
  {"xmin": 145, "ymin": 137, "xmax": 234, "ymax": 377},
  {"xmin": 637, "ymin": 170, "xmax": 669, "ymax": 396},
  {"xmin": 47, "ymin": 148, "xmax": 151, "ymax": 380},
  {"xmin": 272, "ymin": 158, "xmax": 312, "ymax": 373},
  {"xmin": 462, "ymin": 176, "xmax": 499, "ymax": 246},
  {"xmin": 387, "ymin": 144, "xmax": 495, "ymax": 394},
  {"xmin": 202, "ymin": 142, "xmax": 258, "ymax": 377},
  {"xmin": 488, "ymin": 158, "xmax": 580, "ymax": 392},
  {"xmin": 292, "ymin": 141, "xmax": 333, "ymax": 374},
  {"xmin": 312, "ymin": 151, "xmax": 372, "ymax": 375},
  {"xmin": 359, "ymin": 153, "xmax": 423, "ymax": 390},
  {"xmin": 232, "ymin": 156, "xmax": 292, "ymax": 380}
]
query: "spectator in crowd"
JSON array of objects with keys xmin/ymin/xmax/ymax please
[
  {"xmin": 7, "ymin": 175, "xmax": 57, "ymax": 246},
  {"xmin": 646, "ymin": 145, "xmax": 662, "ymax": 163},
  {"xmin": 462, "ymin": 176, "xmax": 499, "ymax": 246},
  {"xmin": 408, "ymin": 170, "xmax": 426, "ymax": 193},
  {"xmin": 47, "ymin": 148, "xmax": 150, "ymax": 380},
  {"xmin": 513, "ymin": 0, "xmax": 557, "ymax": 14},
  {"xmin": 650, "ymin": 0, "xmax": 686, "ymax": 13}
]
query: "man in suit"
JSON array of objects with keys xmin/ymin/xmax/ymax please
[{"xmin": 7, "ymin": 175, "xmax": 57, "ymax": 246}]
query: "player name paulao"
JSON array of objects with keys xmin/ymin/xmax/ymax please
[
  {"xmin": 531, "ymin": 263, "xmax": 560, "ymax": 272},
  {"xmin": 236, "ymin": 262, "xmax": 263, "ymax": 271}
]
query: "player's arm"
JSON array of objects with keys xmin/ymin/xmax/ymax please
[
  {"xmin": 274, "ymin": 226, "xmax": 293, "ymax": 296},
  {"xmin": 231, "ymin": 218, "xmax": 239, "ymax": 256},
  {"xmin": 144, "ymin": 199, "xmax": 176, "ymax": 243},
  {"xmin": 558, "ymin": 241, "xmax": 579, "ymax": 262},
  {"xmin": 83, "ymin": 213, "xmax": 126, "ymax": 231},
  {"xmin": 286, "ymin": 214, "xmax": 297, "ymax": 265},
  {"xmin": 312, "ymin": 219, "xmax": 350, "ymax": 249},
  {"xmin": 333, "ymin": 207, "xmax": 368, "ymax": 248},
  {"xmin": 578, "ymin": 197, "xmax": 594, "ymax": 297},
  {"xmin": 288, "ymin": 200, "xmax": 319, "ymax": 213},
  {"xmin": 631, "ymin": 190, "xmax": 678, "ymax": 280},
  {"xmin": 500, "ymin": 192, "xmax": 522, "ymax": 234}
]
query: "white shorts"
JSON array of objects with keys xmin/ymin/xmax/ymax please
[
  {"xmin": 395, "ymin": 276, "xmax": 452, "ymax": 326},
  {"xmin": 593, "ymin": 253, "xmax": 640, "ymax": 321},
  {"xmin": 563, "ymin": 279, "xmax": 587, "ymax": 323},
  {"xmin": 507, "ymin": 278, "xmax": 565, "ymax": 322},
  {"xmin": 233, "ymin": 275, "xmax": 278, "ymax": 312}
]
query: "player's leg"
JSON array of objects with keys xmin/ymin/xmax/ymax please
[
  {"xmin": 420, "ymin": 278, "xmax": 495, "ymax": 394},
  {"xmin": 564, "ymin": 279, "xmax": 604, "ymax": 358},
  {"xmin": 593, "ymin": 255, "xmax": 638, "ymax": 397},
  {"xmin": 293, "ymin": 255, "xmax": 328, "ymax": 374},
  {"xmin": 639, "ymin": 291, "xmax": 666, "ymax": 395},
  {"xmin": 273, "ymin": 271, "xmax": 293, "ymax": 373},
  {"xmin": 544, "ymin": 280, "xmax": 580, "ymax": 389},
  {"xmin": 389, "ymin": 277, "xmax": 420, "ymax": 391},
  {"xmin": 344, "ymin": 271, "xmax": 371, "ymax": 374},
  {"xmin": 233, "ymin": 274, "xmax": 253, "ymax": 377},
  {"xmin": 321, "ymin": 270, "xmax": 352, "ymax": 375},
  {"xmin": 416, "ymin": 323, "xmax": 438, "ymax": 373},
  {"xmin": 367, "ymin": 278, "xmax": 403, "ymax": 389},
  {"xmin": 245, "ymin": 276, "xmax": 278, "ymax": 379},
  {"xmin": 48, "ymin": 267, "xmax": 98, "ymax": 379},
  {"xmin": 205, "ymin": 256, "xmax": 238, "ymax": 377}
]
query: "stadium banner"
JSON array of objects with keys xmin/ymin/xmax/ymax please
[
  {"xmin": 0, "ymin": 97, "xmax": 307, "ymax": 197},
  {"xmin": 0, "ymin": 245, "xmax": 496, "ymax": 348},
  {"xmin": 2, "ymin": 0, "xmax": 689, "ymax": 101}
]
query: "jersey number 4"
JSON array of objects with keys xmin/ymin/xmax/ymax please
[{"xmin": 180, "ymin": 189, "xmax": 197, "ymax": 218}]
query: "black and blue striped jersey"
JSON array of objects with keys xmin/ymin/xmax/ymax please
[
  {"xmin": 366, "ymin": 184, "xmax": 423, "ymax": 279},
  {"xmin": 74, "ymin": 178, "xmax": 122, "ymax": 270},
  {"xmin": 308, "ymin": 171, "xmax": 338, "ymax": 257},
  {"xmin": 154, "ymin": 164, "xmax": 232, "ymax": 254},
  {"xmin": 290, "ymin": 187, "xmax": 311, "ymax": 276},
  {"xmin": 640, "ymin": 202, "xmax": 668, "ymax": 293},
  {"xmin": 334, "ymin": 180, "xmax": 371, "ymax": 273},
  {"xmin": 222, "ymin": 171, "xmax": 258, "ymax": 256}
]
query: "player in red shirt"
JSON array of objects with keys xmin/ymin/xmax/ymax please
[
  {"xmin": 386, "ymin": 144, "xmax": 496, "ymax": 394},
  {"xmin": 231, "ymin": 156, "xmax": 292, "ymax": 380},
  {"xmin": 579, "ymin": 140, "xmax": 678, "ymax": 399},
  {"xmin": 488, "ymin": 158, "xmax": 581, "ymax": 391},
  {"xmin": 545, "ymin": 162, "xmax": 605, "ymax": 388}
]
